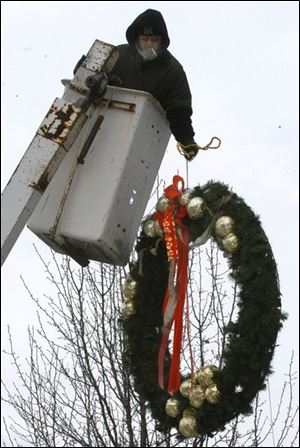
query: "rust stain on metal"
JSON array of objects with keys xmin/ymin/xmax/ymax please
[
  {"xmin": 83, "ymin": 42, "xmax": 118, "ymax": 73},
  {"xmin": 29, "ymin": 169, "xmax": 50, "ymax": 193},
  {"xmin": 69, "ymin": 82, "xmax": 89, "ymax": 95},
  {"xmin": 49, "ymin": 158, "xmax": 79, "ymax": 239},
  {"xmin": 39, "ymin": 102, "xmax": 81, "ymax": 144}
]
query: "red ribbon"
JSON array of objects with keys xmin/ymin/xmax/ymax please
[{"xmin": 155, "ymin": 175, "xmax": 190, "ymax": 395}]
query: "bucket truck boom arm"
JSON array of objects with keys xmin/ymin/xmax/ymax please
[{"xmin": 1, "ymin": 40, "xmax": 118, "ymax": 266}]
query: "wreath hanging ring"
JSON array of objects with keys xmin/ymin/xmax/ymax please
[{"xmin": 121, "ymin": 176, "xmax": 285, "ymax": 438}]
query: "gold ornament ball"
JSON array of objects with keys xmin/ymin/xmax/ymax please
[
  {"xmin": 215, "ymin": 216, "xmax": 234, "ymax": 238},
  {"xmin": 156, "ymin": 195, "xmax": 170, "ymax": 213},
  {"xmin": 205, "ymin": 384, "xmax": 221, "ymax": 404},
  {"xmin": 189, "ymin": 385, "xmax": 206, "ymax": 408},
  {"xmin": 179, "ymin": 415, "xmax": 199, "ymax": 438},
  {"xmin": 222, "ymin": 233, "xmax": 239, "ymax": 254},
  {"xmin": 122, "ymin": 279, "xmax": 137, "ymax": 300},
  {"xmin": 121, "ymin": 300, "xmax": 136, "ymax": 317},
  {"xmin": 196, "ymin": 365, "xmax": 218, "ymax": 387},
  {"xmin": 165, "ymin": 398, "xmax": 181, "ymax": 418},
  {"xmin": 143, "ymin": 220, "xmax": 156, "ymax": 238},
  {"xmin": 154, "ymin": 220, "xmax": 164, "ymax": 237},
  {"xmin": 180, "ymin": 379, "xmax": 193, "ymax": 398},
  {"xmin": 179, "ymin": 189, "xmax": 193, "ymax": 205},
  {"xmin": 186, "ymin": 197, "xmax": 205, "ymax": 220}
]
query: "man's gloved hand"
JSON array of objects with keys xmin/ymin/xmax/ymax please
[
  {"xmin": 108, "ymin": 74, "xmax": 122, "ymax": 86},
  {"xmin": 177, "ymin": 139, "xmax": 199, "ymax": 161}
]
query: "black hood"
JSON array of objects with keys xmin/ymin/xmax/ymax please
[{"xmin": 126, "ymin": 9, "xmax": 170, "ymax": 49}]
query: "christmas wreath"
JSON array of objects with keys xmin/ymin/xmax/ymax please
[{"xmin": 121, "ymin": 177, "xmax": 285, "ymax": 438}]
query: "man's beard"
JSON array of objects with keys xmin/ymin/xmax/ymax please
[{"xmin": 136, "ymin": 45, "xmax": 158, "ymax": 61}]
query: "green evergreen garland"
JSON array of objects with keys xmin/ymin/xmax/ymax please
[{"xmin": 122, "ymin": 181, "xmax": 286, "ymax": 437}]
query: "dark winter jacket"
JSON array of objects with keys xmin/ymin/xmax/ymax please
[{"xmin": 109, "ymin": 9, "xmax": 195, "ymax": 143}]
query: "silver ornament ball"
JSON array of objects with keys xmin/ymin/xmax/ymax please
[
  {"xmin": 222, "ymin": 233, "xmax": 239, "ymax": 254},
  {"xmin": 179, "ymin": 189, "xmax": 193, "ymax": 205},
  {"xmin": 215, "ymin": 216, "xmax": 234, "ymax": 238},
  {"xmin": 205, "ymin": 384, "xmax": 221, "ymax": 404},
  {"xmin": 154, "ymin": 220, "xmax": 164, "ymax": 237},
  {"xmin": 189, "ymin": 385, "xmax": 206, "ymax": 408},
  {"xmin": 165, "ymin": 398, "xmax": 181, "ymax": 418},
  {"xmin": 122, "ymin": 279, "xmax": 137, "ymax": 300},
  {"xmin": 121, "ymin": 300, "xmax": 136, "ymax": 317},
  {"xmin": 186, "ymin": 197, "xmax": 205, "ymax": 220},
  {"xmin": 156, "ymin": 195, "xmax": 171, "ymax": 213},
  {"xmin": 196, "ymin": 365, "xmax": 219, "ymax": 387},
  {"xmin": 180, "ymin": 379, "xmax": 193, "ymax": 398},
  {"xmin": 179, "ymin": 415, "xmax": 199, "ymax": 438},
  {"xmin": 143, "ymin": 220, "xmax": 157, "ymax": 238}
]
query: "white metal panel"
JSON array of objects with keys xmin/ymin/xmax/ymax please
[{"xmin": 28, "ymin": 86, "xmax": 171, "ymax": 265}]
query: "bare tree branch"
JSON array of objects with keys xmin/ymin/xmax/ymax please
[{"xmin": 2, "ymin": 247, "xmax": 298, "ymax": 447}]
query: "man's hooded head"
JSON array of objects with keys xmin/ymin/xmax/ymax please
[{"xmin": 126, "ymin": 9, "xmax": 170, "ymax": 50}]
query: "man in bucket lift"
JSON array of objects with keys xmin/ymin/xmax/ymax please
[{"xmin": 75, "ymin": 9, "xmax": 200, "ymax": 161}]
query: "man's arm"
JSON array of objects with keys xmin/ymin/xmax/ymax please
[{"xmin": 161, "ymin": 69, "xmax": 199, "ymax": 160}]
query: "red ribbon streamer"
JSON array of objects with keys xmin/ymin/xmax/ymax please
[{"xmin": 155, "ymin": 175, "xmax": 190, "ymax": 395}]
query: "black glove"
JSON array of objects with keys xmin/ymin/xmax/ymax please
[
  {"xmin": 108, "ymin": 74, "xmax": 122, "ymax": 86},
  {"xmin": 177, "ymin": 139, "xmax": 199, "ymax": 161}
]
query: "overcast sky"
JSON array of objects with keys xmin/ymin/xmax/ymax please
[{"xmin": 1, "ymin": 1, "xmax": 299, "ymax": 445}]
